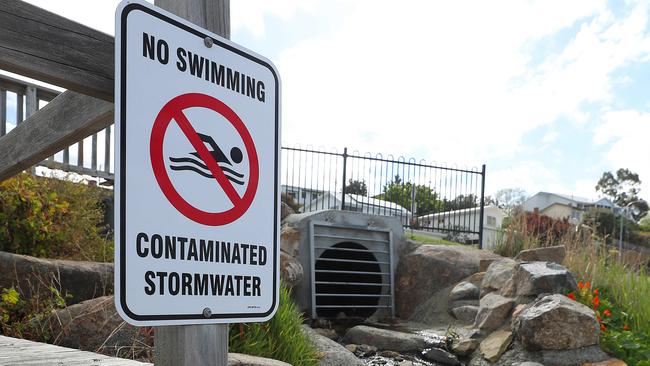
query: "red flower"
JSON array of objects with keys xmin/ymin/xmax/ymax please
[
  {"xmin": 596, "ymin": 315, "xmax": 602, "ymax": 322},
  {"xmin": 577, "ymin": 282, "xmax": 584, "ymax": 289},
  {"xmin": 600, "ymin": 324, "xmax": 606, "ymax": 332},
  {"xmin": 568, "ymin": 293, "xmax": 576, "ymax": 300},
  {"xmin": 593, "ymin": 296, "xmax": 600, "ymax": 309},
  {"xmin": 585, "ymin": 281, "xmax": 591, "ymax": 289},
  {"xmin": 603, "ymin": 309, "xmax": 611, "ymax": 317},
  {"xmin": 623, "ymin": 324, "xmax": 630, "ymax": 331},
  {"xmin": 593, "ymin": 289, "xmax": 599, "ymax": 295}
]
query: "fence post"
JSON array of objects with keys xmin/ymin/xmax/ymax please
[
  {"xmin": 152, "ymin": 1, "xmax": 229, "ymax": 365},
  {"xmin": 340, "ymin": 147, "xmax": 348, "ymax": 210},
  {"xmin": 478, "ymin": 164, "xmax": 486, "ymax": 249}
]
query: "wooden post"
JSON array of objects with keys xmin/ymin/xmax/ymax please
[{"xmin": 152, "ymin": 1, "xmax": 230, "ymax": 365}]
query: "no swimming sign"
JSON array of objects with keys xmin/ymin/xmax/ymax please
[{"xmin": 115, "ymin": 0, "xmax": 280, "ymax": 326}]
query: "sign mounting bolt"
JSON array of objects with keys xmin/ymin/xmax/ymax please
[
  {"xmin": 202, "ymin": 307, "xmax": 212, "ymax": 318},
  {"xmin": 204, "ymin": 37, "xmax": 213, "ymax": 48}
]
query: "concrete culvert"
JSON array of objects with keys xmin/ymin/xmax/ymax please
[{"xmin": 314, "ymin": 242, "xmax": 384, "ymax": 318}]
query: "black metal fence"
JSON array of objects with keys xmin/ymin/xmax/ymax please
[{"xmin": 281, "ymin": 146, "xmax": 487, "ymax": 247}]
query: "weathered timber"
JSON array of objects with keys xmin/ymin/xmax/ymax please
[
  {"xmin": 0, "ymin": 91, "xmax": 113, "ymax": 181},
  {"xmin": 0, "ymin": 335, "xmax": 152, "ymax": 366},
  {"xmin": 0, "ymin": 0, "xmax": 114, "ymax": 101}
]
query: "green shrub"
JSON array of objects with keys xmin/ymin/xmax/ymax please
[
  {"xmin": 0, "ymin": 173, "xmax": 112, "ymax": 261},
  {"xmin": 229, "ymin": 283, "xmax": 318, "ymax": 366},
  {"xmin": 0, "ymin": 286, "xmax": 69, "ymax": 342}
]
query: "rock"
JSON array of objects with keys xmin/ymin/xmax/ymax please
[
  {"xmin": 342, "ymin": 325, "xmax": 428, "ymax": 353},
  {"xmin": 345, "ymin": 344, "xmax": 358, "ymax": 353},
  {"xmin": 451, "ymin": 305, "xmax": 479, "ymax": 322},
  {"xmin": 0, "ymin": 251, "xmax": 113, "ymax": 305},
  {"xmin": 450, "ymin": 281, "xmax": 480, "ymax": 301},
  {"xmin": 478, "ymin": 340, "xmax": 610, "ymax": 366},
  {"xmin": 396, "ymin": 245, "xmax": 501, "ymax": 318},
  {"xmin": 582, "ymin": 359, "xmax": 627, "ymax": 366},
  {"xmin": 423, "ymin": 348, "xmax": 461, "ymax": 365},
  {"xmin": 479, "ymin": 258, "xmax": 499, "ymax": 272},
  {"xmin": 452, "ymin": 338, "xmax": 479, "ymax": 356},
  {"xmin": 511, "ymin": 304, "xmax": 527, "ymax": 320},
  {"xmin": 302, "ymin": 325, "xmax": 364, "ymax": 366},
  {"xmin": 513, "ymin": 363, "xmax": 545, "ymax": 366},
  {"xmin": 397, "ymin": 361, "xmax": 414, "ymax": 366},
  {"xmin": 280, "ymin": 202, "xmax": 294, "ymax": 221},
  {"xmin": 280, "ymin": 226, "xmax": 301, "ymax": 257},
  {"xmin": 45, "ymin": 296, "xmax": 148, "ymax": 357},
  {"xmin": 481, "ymin": 259, "xmax": 517, "ymax": 296},
  {"xmin": 353, "ymin": 344, "xmax": 378, "ymax": 357},
  {"xmin": 515, "ymin": 245, "xmax": 566, "ymax": 264},
  {"xmin": 468, "ymin": 272, "xmax": 486, "ymax": 285},
  {"xmin": 379, "ymin": 350, "xmax": 401, "ymax": 358},
  {"xmin": 280, "ymin": 251, "xmax": 303, "ymax": 288},
  {"xmin": 228, "ymin": 353, "xmax": 292, "ymax": 366},
  {"xmin": 474, "ymin": 293, "xmax": 514, "ymax": 331},
  {"xmin": 513, "ymin": 294, "xmax": 599, "ymax": 351},
  {"xmin": 513, "ymin": 262, "xmax": 577, "ymax": 298},
  {"xmin": 312, "ymin": 327, "xmax": 338, "ymax": 340},
  {"xmin": 480, "ymin": 330, "xmax": 513, "ymax": 362}
]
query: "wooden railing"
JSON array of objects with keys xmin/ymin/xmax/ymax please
[{"xmin": 0, "ymin": 74, "xmax": 114, "ymax": 182}]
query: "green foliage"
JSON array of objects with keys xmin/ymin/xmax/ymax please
[
  {"xmin": 229, "ymin": 283, "xmax": 318, "ymax": 366},
  {"xmin": 602, "ymin": 330, "xmax": 650, "ymax": 366},
  {"xmin": 379, "ymin": 175, "xmax": 442, "ymax": 215},
  {"xmin": 442, "ymin": 194, "xmax": 479, "ymax": 211},
  {"xmin": 407, "ymin": 233, "xmax": 462, "ymax": 246},
  {"xmin": 0, "ymin": 173, "xmax": 112, "ymax": 261},
  {"xmin": 0, "ymin": 286, "xmax": 70, "ymax": 342},
  {"xmin": 345, "ymin": 179, "xmax": 368, "ymax": 196},
  {"xmin": 584, "ymin": 209, "xmax": 650, "ymax": 248},
  {"xmin": 596, "ymin": 168, "xmax": 648, "ymax": 220}
]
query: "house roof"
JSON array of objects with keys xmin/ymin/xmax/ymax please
[
  {"xmin": 416, "ymin": 205, "xmax": 503, "ymax": 219},
  {"xmin": 308, "ymin": 192, "xmax": 411, "ymax": 213}
]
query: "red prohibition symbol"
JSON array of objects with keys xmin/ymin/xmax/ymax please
[{"xmin": 150, "ymin": 93, "xmax": 259, "ymax": 226}]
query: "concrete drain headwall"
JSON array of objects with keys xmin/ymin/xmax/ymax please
[{"xmin": 283, "ymin": 210, "xmax": 405, "ymax": 320}]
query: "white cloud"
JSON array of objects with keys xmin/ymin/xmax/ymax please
[
  {"xmin": 231, "ymin": 0, "xmax": 319, "ymax": 38},
  {"xmin": 594, "ymin": 110, "xmax": 650, "ymax": 201}
]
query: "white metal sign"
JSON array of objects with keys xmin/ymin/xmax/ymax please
[{"xmin": 115, "ymin": 0, "xmax": 280, "ymax": 325}]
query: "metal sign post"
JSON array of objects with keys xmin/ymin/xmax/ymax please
[{"xmin": 114, "ymin": 0, "xmax": 281, "ymax": 364}]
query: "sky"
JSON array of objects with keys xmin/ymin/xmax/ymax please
[{"xmin": 8, "ymin": 0, "xmax": 650, "ymax": 202}]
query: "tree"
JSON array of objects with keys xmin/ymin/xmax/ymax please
[
  {"xmin": 379, "ymin": 175, "xmax": 442, "ymax": 215},
  {"xmin": 596, "ymin": 169, "xmax": 649, "ymax": 220},
  {"xmin": 344, "ymin": 179, "xmax": 367, "ymax": 196},
  {"xmin": 495, "ymin": 188, "xmax": 527, "ymax": 215},
  {"xmin": 442, "ymin": 194, "xmax": 479, "ymax": 211}
]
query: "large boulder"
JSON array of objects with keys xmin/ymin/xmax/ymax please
[
  {"xmin": 280, "ymin": 202, "xmax": 295, "ymax": 221},
  {"xmin": 512, "ymin": 294, "xmax": 599, "ymax": 351},
  {"xmin": 302, "ymin": 325, "xmax": 363, "ymax": 366},
  {"xmin": 0, "ymin": 251, "xmax": 113, "ymax": 305},
  {"xmin": 515, "ymin": 246, "xmax": 566, "ymax": 264},
  {"xmin": 481, "ymin": 259, "xmax": 516, "ymax": 296},
  {"xmin": 423, "ymin": 347, "xmax": 460, "ymax": 365},
  {"xmin": 480, "ymin": 330, "xmax": 513, "ymax": 363},
  {"xmin": 512, "ymin": 262, "xmax": 577, "ymax": 299},
  {"xmin": 474, "ymin": 293, "xmax": 514, "ymax": 331},
  {"xmin": 341, "ymin": 325, "xmax": 428, "ymax": 353},
  {"xmin": 449, "ymin": 281, "xmax": 479, "ymax": 302},
  {"xmin": 395, "ymin": 245, "xmax": 501, "ymax": 318},
  {"xmin": 280, "ymin": 251, "xmax": 303, "ymax": 288},
  {"xmin": 46, "ymin": 296, "xmax": 148, "ymax": 357},
  {"xmin": 229, "ymin": 353, "xmax": 291, "ymax": 366}
]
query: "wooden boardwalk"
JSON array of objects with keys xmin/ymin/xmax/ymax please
[{"xmin": 0, "ymin": 336, "xmax": 152, "ymax": 366}]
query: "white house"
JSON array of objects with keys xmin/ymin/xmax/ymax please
[
  {"xmin": 416, "ymin": 205, "xmax": 507, "ymax": 249},
  {"xmin": 281, "ymin": 185, "xmax": 325, "ymax": 205},
  {"xmin": 523, "ymin": 192, "xmax": 614, "ymax": 224},
  {"xmin": 303, "ymin": 192, "xmax": 412, "ymax": 220}
]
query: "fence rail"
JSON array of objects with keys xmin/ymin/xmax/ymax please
[{"xmin": 0, "ymin": 73, "xmax": 487, "ymax": 246}]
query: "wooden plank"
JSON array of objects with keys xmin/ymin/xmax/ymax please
[
  {"xmin": 104, "ymin": 126, "xmax": 111, "ymax": 172},
  {"xmin": 15, "ymin": 92, "xmax": 22, "ymax": 124},
  {"xmin": 152, "ymin": 1, "xmax": 229, "ymax": 365},
  {"xmin": 0, "ymin": 0, "xmax": 114, "ymax": 101},
  {"xmin": 0, "ymin": 89, "xmax": 5, "ymax": 136},
  {"xmin": 0, "ymin": 90, "xmax": 113, "ymax": 181},
  {"xmin": 0, "ymin": 73, "xmax": 60, "ymax": 99},
  {"xmin": 0, "ymin": 335, "xmax": 152, "ymax": 365}
]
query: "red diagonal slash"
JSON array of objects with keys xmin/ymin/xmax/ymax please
[{"xmin": 172, "ymin": 110, "xmax": 241, "ymax": 206}]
